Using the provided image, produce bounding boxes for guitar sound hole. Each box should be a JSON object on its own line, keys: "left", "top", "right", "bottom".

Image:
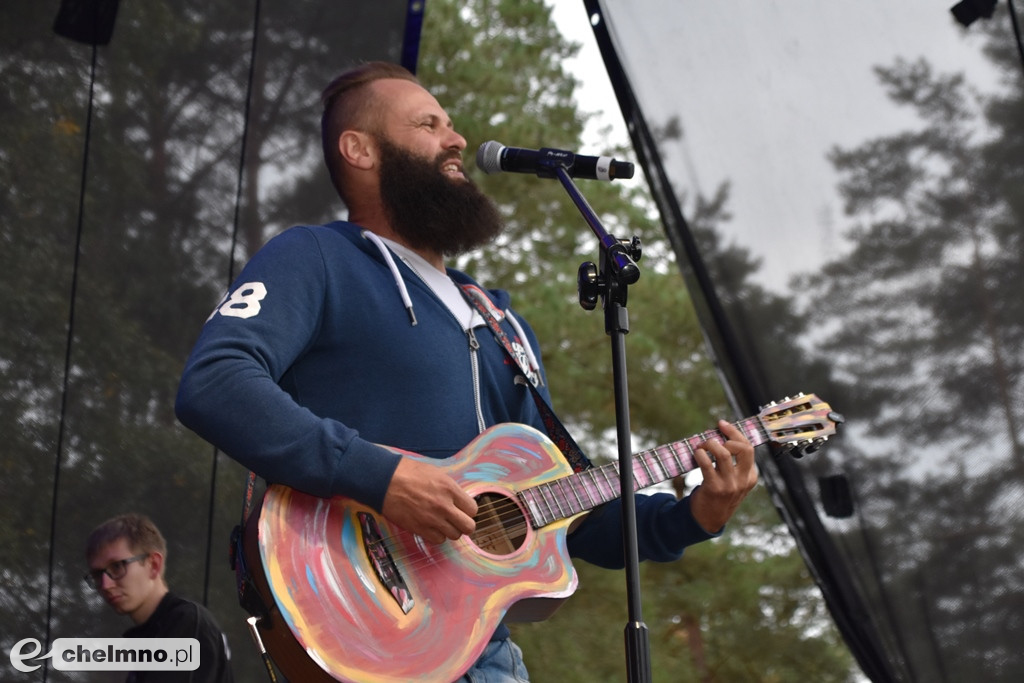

{"left": 470, "top": 492, "right": 526, "bottom": 555}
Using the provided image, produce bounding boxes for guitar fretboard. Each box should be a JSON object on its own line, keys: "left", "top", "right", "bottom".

{"left": 518, "top": 417, "right": 768, "bottom": 528}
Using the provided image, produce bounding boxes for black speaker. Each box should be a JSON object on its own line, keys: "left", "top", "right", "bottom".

{"left": 819, "top": 474, "right": 854, "bottom": 519}
{"left": 950, "top": 0, "right": 997, "bottom": 28}
{"left": 53, "top": 0, "right": 121, "bottom": 46}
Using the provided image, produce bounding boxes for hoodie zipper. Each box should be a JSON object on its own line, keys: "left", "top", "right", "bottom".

{"left": 466, "top": 326, "right": 486, "bottom": 433}
{"left": 362, "top": 232, "right": 488, "bottom": 434}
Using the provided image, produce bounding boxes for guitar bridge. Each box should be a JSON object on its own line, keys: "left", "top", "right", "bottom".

{"left": 358, "top": 512, "right": 414, "bottom": 614}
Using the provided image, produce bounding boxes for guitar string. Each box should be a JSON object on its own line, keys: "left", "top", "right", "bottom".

{"left": 302, "top": 416, "right": 795, "bottom": 589}
{"left": 353, "top": 438, "right": 713, "bottom": 571}
{"left": 327, "top": 419, "right": 771, "bottom": 573}
{"left": 355, "top": 424, "right": 735, "bottom": 566}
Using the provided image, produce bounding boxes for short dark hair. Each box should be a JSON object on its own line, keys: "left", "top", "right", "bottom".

{"left": 85, "top": 513, "right": 167, "bottom": 563}
{"left": 320, "top": 61, "right": 420, "bottom": 202}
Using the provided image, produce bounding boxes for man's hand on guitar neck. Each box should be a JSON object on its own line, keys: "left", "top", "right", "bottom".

{"left": 689, "top": 419, "right": 759, "bottom": 534}
{"left": 382, "top": 458, "right": 479, "bottom": 544}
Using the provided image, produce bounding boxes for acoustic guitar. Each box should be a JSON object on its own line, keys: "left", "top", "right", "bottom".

{"left": 243, "top": 393, "right": 841, "bottom": 682}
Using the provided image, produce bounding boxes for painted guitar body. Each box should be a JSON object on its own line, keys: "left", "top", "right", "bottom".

{"left": 258, "top": 424, "right": 579, "bottom": 683}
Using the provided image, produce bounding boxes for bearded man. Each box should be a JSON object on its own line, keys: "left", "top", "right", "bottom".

{"left": 175, "top": 61, "right": 756, "bottom": 683}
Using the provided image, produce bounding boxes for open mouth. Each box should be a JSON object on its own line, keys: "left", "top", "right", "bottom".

{"left": 441, "top": 159, "right": 465, "bottom": 179}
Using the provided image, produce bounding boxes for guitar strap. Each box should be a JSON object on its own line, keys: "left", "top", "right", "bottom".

{"left": 459, "top": 283, "right": 592, "bottom": 474}
{"left": 232, "top": 469, "right": 267, "bottom": 619}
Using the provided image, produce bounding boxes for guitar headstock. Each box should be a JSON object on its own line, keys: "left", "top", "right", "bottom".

{"left": 758, "top": 393, "right": 843, "bottom": 457}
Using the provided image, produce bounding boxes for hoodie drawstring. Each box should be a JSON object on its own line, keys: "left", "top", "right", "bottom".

{"left": 362, "top": 230, "right": 417, "bottom": 326}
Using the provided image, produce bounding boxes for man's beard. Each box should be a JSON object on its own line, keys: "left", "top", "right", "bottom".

{"left": 377, "top": 136, "right": 504, "bottom": 257}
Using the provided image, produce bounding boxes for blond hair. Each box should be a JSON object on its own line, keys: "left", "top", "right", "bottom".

{"left": 85, "top": 513, "right": 167, "bottom": 565}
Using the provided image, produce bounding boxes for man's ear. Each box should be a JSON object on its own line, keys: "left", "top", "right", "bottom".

{"left": 339, "top": 130, "right": 376, "bottom": 170}
{"left": 146, "top": 551, "right": 165, "bottom": 580}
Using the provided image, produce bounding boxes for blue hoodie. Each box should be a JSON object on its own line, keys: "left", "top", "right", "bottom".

{"left": 175, "top": 221, "right": 716, "bottom": 582}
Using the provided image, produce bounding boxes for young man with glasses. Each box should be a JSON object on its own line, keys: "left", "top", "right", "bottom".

{"left": 84, "top": 513, "right": 234, "bottom": 682}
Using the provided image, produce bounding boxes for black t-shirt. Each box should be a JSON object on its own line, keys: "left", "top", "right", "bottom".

{"left": 122, "top": 592, "right": 233, "bottom": 683}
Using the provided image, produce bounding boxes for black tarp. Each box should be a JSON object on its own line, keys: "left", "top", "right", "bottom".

{"left": 590, "top": 0, "right": 1024, "bottom": 680}
{"left": 1, "top": 2, "right": 412, "bottom": 681}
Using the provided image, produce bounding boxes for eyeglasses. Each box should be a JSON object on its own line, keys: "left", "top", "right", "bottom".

{"left": 83, "top": 553, "right": 149, "bottom": 588}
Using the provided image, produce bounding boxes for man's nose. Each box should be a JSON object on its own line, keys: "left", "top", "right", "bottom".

{"left": 445, "top": 127, "right": 467, "bottom": 152}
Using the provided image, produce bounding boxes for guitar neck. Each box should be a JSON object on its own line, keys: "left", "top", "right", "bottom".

{"left": 518, "top": 416, "right": 769, "bottom": 528}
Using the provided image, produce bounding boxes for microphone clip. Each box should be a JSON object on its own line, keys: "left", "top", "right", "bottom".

{"left": 532, "top": 148, "right": 577, "bottom": 179}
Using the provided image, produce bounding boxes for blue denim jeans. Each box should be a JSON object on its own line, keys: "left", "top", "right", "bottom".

{"left": 455, "top": 638, "right": 531, "bottom": 683}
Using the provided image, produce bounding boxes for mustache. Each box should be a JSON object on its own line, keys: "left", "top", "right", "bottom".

{"left": 438, "top": 150, "right": 462, "bottom": 165}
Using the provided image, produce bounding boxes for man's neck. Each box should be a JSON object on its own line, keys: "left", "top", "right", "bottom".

{"left": 352, "top": 214, "right": 445, "bottom": 272}
{"left": 131, "top": 584, "right": 169, "bottom": 626}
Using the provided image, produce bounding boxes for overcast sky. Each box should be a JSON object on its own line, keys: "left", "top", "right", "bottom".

{"left": 551, "top": 0, "right": 1004, "bottom": 291}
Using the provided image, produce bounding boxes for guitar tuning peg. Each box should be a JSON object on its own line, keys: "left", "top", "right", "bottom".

{"left": 795, "top": 442, "right": 821, "bottom": 458}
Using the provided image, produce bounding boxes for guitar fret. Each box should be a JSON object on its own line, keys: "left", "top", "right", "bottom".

{"left": 671, "top": 444, "right": 690, "bottom": 474}
{"left": 741, "top": 418, "right": 767, "bottom": 447}
{"left": 519, "top": 489, "right": 542, "bottom": 527}
{"left": 651, "top": 446, "right": 675, "bottom": 479}
{"left": 636, "top": 453, "right": 654, "bottom": 488}
{"left": 542, "top": 482, "right": 562, "bottom": 519}
{"left": 646, "top": 446, "right": 667, "bottom": 479}
{"left": 543, "top": 486, "right": 559, "bottom": 525}
{"left": 549, "top": 481, "right": 564, "bottom": 514}
{"left": 531, "top": 486, "right": 552, "bottom": 527}
{"left": 601, "top": 464, "right": 619, "bottom": 498}
{"left": 582, "top": 469, "right": 602, "bottom": 507}
{"left": 538, "top": 483, "right": 559, "bottom": 522}
{"left": 670, "top": 441, "right": 695, "bottom": 473}
{"left": 564, "top": 477, "right": 585, "bottom": 514}
{"left": 551, "top": 478, "right": 575, "bottom": 517}
{"left": 662, "top": 443, "right": 682, "bottom": 474}
{"left": 535, "top": 489, "right": 552, "bottom": 527}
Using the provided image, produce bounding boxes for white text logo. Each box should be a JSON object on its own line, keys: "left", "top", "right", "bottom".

{"left": 209, "top": 281, "right": 267, "bottom": 320}
{"left": 9, "top": 638, "right": 199, "bottom": 672}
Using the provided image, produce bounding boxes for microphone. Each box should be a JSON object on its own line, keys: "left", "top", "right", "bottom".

{"left": 476, "top": 140, "right": 635, "bottom": 181}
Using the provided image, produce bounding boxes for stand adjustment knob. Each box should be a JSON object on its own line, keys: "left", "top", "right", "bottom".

{"left": 577, "top": 261, "right": 600, "bottom": 310}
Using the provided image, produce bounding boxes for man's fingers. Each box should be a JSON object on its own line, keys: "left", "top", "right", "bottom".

{"left": 452, "top": 485, "right": 479, "bottom": 517}
{"left": 693, "top": 444, "right": 717, "bottom": 476}
{"left": 699, "top": 442, "right": 734, "bottom": 472}
{"left": 448, "top": 505, "right": 477, "bottom": 538}
{"left": 383, "top": 457, "right": 479, "bottom": 543}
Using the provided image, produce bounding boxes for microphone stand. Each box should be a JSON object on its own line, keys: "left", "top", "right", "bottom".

{"left": 541, "top": 155, "right": 650, "bottom": 683}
